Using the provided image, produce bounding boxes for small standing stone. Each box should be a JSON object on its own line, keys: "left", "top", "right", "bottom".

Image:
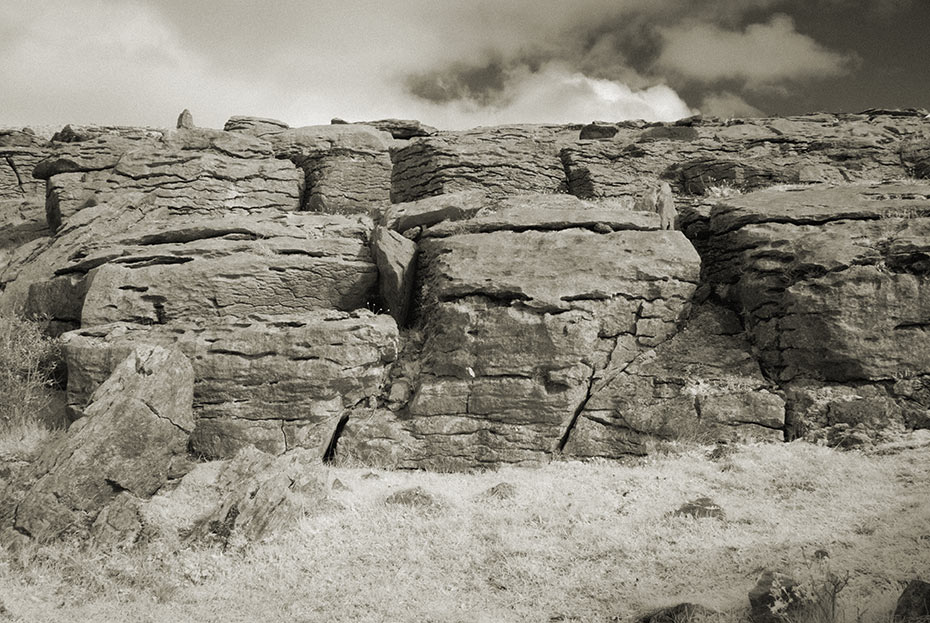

{"left": 176, "top": 109, "right": 194, "bottom": 129}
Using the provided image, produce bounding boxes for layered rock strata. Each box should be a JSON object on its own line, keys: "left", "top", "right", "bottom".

{"left": 1, "top": 110, "right": 928, "bottom": 475}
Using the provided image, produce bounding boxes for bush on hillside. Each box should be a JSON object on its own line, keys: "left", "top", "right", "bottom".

{"left": 0, "top": 314, "right": 60, "bottom": 433}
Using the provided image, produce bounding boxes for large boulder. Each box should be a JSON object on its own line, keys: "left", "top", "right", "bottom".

{"left": 341, "top": 193, "right": 703, "bottom": 468}
{"left": 332, "top": 117, "right": 437, "bottom": 140}
{"left": 700, "top": 182, "right": 930, "bottom": 439}
{"left": 61, "top": 310, "right": 398, "bottom": 459}
{"left": 9, "top": 345, "right": 193, "bottom": 542}
{"left": 142, "top": 446, "right": 330, "bottom": 545}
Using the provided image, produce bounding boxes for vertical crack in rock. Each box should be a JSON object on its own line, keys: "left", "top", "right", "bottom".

{"left": 557, "top": 364, "right": 597, "bottom": 452}
{"left": 322, "top": 413, "right": 350, "bottom": 463}
{"left": 4, "top": 155, "right": 26, "bottom": 194}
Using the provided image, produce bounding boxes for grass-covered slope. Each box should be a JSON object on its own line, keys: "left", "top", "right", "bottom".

{"left": 1, "top": 440, "right": 927, "bottom": 622}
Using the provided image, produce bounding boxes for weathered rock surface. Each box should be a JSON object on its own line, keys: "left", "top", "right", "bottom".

{"left": 390, "top": 125, "right": 577, "bottom": 203}
{"left": 4, "top": 111, "right": 930, "bottom": 472}
{"left": 344, "top": 193, "right": 702, "bottom": 468}
{"left": 371, "top": 226, "right": 417, "bottom": 326}
{"left": 565, "top": 305, "right": 785, "bottom": 458}
{"left": 223, "top": 115, "right": 289, "bottom": 136}
{"left": 101, "top": 446, "right": 331, "bottom": 545}
{"left": 695, "top": 182, "right": 930, "bottom": 440}
{"left": 419, "top": 192, "right": 660, "bottom": 238}
{"left": 562, "top": 112, "right": 930, "bottom": 203}
{"left": 61, "top": 310, "right": 398, "bottom": 459}
{"left": 332, "top": 117, "right": 438, "bottom": 139}
{"left": 9, "top": 345, "right": 193, "bottom": 542}
{"left": 1, "top": 128, "right": 50, "bottom": 200}
{"left": 35, "top": 129, "right": 301, "bottom": 228}
{"left": 703, "top": 184, "right": 930, "bottom": 379}
{"left": 380, "top": 189, "right": 492, "bottom": 233}
{"left": 894, "top": 579, "right": 930, "bottom": 622}
{"left": 2, "top": 198, "right": 377, "bottom": 328}
{"left": 0, "top": 198, "right": 49, "bottom": 274}
{"left": 259, "top": 124, "right": 393, "bottom": 215}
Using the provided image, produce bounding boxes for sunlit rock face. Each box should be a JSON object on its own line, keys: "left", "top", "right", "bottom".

{"left": 2, "top": 109, "right": 930, "bottom": 474}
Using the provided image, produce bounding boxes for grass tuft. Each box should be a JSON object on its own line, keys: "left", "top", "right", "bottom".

{"left": 0, "top": 314, "right": 61, "bottom": 448}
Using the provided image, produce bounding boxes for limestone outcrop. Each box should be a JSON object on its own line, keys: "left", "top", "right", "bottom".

{"left": 231, "top": 120, "right": 393, "bottom": 215}
{"left": 1, "top": 109, "right": 928, "bottom": 481}
{"left": 1, "top": 129, "right": 49, "bottom": 200}
{"left": 390, "top": 125, "right": 578, "bottom": 203}
{"left": 61, "top": 311, "right": 397, "bottom": 459}
{"left": 697, "top": 183, "right": 930, "bottom": 441}
{"left": 4, "top": 344, "right": 193, "bottom": 543}
{"left": 561, "top": 111, "right": 930, "bottom": 203}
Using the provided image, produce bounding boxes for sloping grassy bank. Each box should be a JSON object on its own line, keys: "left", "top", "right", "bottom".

{"left": 1, "top": 439, "right": 928, "bottom": 622}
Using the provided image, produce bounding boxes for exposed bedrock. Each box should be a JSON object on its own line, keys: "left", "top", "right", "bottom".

{"left": 697, "top": 182, "right": 930, "bottom": 441}
{"left": 33, "top": 128, "right": 302, "bottom": 229}
{"left": 229, "top": 120, "right": 394, "bottom": 215}
{"left": 4, "top": 111, "right": 930, "bottom": 472}
{"left": 4, "top": 344, "right": 193, "bottom": 543}
{"left": 1, "top": 128, "right": 50, "bottom": 200}
{"left": 561, "top": 112, "right": 930, "bottom": 203}
{"left": 390, "top": 125, "right": 579, "bottom": 203}
{"left": 341, "top": 193, "right": 788, "bottom": 468}
{"left": 60, "top": 310, "right": 398, "bottom": 460}
{"left": 1, "top": 197, "right": 377, "bottom": 332}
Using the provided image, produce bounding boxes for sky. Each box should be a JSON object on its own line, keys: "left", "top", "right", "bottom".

{"left": 0, "top": 0, "right": 927, "bottom": 130}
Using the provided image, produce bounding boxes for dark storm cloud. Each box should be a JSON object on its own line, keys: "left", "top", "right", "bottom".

{"left": 405, "top": 57, "right": 517, "bottom": 106}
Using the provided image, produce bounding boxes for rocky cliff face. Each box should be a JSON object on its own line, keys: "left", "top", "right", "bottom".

{"left": 3, "top": 109, "right": 930, "bottom": 469}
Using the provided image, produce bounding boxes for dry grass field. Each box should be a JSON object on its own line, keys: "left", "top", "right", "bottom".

{"left": 1, "top": 438, "right": 928, "bottom": 622}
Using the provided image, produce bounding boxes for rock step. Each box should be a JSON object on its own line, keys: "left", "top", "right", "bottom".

{"left": 61, "top": 311, "right": 399, "bottom": 460}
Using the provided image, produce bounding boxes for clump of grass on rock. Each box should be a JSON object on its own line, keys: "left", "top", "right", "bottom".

{"left": 0, "top": 314, "right": 61, "bottom": 458}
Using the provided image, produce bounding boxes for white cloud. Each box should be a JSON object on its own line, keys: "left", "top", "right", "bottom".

{"left": 699, "top": 92, "right": 765, "bottom": 118}
{"left": 402, "top": 63, "right": 695, "bottom": 127}
{"left": 655, "top": 14, "right": 854, "bottom": 88}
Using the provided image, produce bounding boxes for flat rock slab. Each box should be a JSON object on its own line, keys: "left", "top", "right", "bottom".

{"left": 420, "top": 193, "right": 661, "bottom": 238}
{"left": 12, "top": 345, "right": 193, "bottom": 542}
{"left": 61, "top": 311, "right": 398, "bottom": 459}
{"left": 4, "top": 201, "right": 378, "bottom": 327}
{"left": 420, "top": 228, "right": 699, "bottom": 313}
{"left": 381, "top": 189, "right": 492, "bottom": 233}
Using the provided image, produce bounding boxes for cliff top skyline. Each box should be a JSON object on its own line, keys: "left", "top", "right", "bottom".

{"left": 1, "top": 0, "right": 928, "bottom": 130}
